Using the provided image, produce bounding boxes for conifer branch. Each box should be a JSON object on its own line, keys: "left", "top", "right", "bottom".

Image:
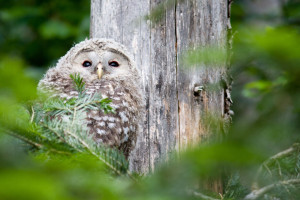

{"left": 40, "top": 122, "right": 66, "bottom": 143}
{"left": 65, "top": 129, "right": 124, "bottom": 176}
{"left": 191, "top": 191, "right": 220, "bottom": 200}
{"left": 4, "top": 73, "right": 132, "bottom": 181}
{"left": 252, "top": 143, "right": 300, "bottom": 189}
{"left": 30, "top": 106, "right": 35, "bottom": 123}
{"left": 4, "top": 129, "right": 43, "bottom": 149}
{"left": 2, "top": 128, "right": 71, "bottom": 155}
{"left": 245, "top": 179, "right": 300, "bottom": 200}
{"left": 70, "top": 73, "right": 85, "bottom": 97}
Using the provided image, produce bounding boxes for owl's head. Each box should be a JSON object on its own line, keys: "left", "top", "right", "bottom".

{"left": 51, "top": 38, "right": 139, "bottom": 82}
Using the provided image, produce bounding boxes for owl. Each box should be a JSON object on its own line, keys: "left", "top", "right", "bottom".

{"left": 38, "top": 38, "right": 145, "bottom": 158}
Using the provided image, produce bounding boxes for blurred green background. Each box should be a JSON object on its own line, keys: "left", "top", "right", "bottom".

{"left": 0, "top": 0, "right": 90, "bottom": 80}
{"left": 0, "top": 0, "right": 300, "bottom": 199}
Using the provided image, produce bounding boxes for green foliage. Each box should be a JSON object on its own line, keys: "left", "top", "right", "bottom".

{"left": 28, "top": 75, "right": 125, "bottom": 176}
{"left": 70, "top": 73, "right": 86, "bottom": 96}
{"left": 0, "top": 57, "right": 37, "bottom": 101}
{"left": 1, "top": 0, "right": 300, "bottom": 200}
{"left": 223, "top": 173, "right": 250, "bottom": 199}
{"left": 0, "top": 0, "right": 89, "bottom": 74}
{"left": 69, "top": 73, "right": 115, "bottom": 114}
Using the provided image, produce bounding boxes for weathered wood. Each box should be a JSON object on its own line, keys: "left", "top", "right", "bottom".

{"left": 176, "top": 0, "right": 227, "bottom": 149}
{"left": 90, "top": 0, "right": 229, "bottom": 173}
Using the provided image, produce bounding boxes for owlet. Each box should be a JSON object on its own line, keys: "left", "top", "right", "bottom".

{"left": 38, "top": 38, "right": 145, "bottom": 158}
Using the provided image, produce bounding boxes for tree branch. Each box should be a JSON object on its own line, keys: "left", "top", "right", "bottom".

{"left": 187, "top": 189, "right": 220, "bottom": 200}
{"left": 64, "top": 129, "right": 136, "bottom": 181}
{"left": 252, "top": 143, "right": 300, "bottom": 189}
{"left": 245, "top": 179, "right": 300, "bottom": 200}
{"left": 1, "top": 128, "right": 71, "bottom": 155}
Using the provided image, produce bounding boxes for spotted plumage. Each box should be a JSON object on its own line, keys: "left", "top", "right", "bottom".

{"left": 38, "top": 38, "right": 145, "bottom": 157}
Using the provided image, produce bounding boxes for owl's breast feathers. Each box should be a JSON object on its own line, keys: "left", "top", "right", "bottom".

{"left": 50, "top": 77, "right": 143, "bottom": 158}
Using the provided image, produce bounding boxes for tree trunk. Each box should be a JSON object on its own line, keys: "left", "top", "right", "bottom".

{"left": 90, "top": 0, "right": 229, "bottom": 174}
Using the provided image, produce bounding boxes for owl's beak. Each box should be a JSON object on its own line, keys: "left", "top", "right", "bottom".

{"left": 97, "top": 63, "right": 104, "bottom": 79}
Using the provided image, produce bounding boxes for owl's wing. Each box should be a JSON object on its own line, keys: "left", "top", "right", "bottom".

{"left": 38, "top": 68, "right": 76, "bottom": 99}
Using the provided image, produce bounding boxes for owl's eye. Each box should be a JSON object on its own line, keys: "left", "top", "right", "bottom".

{"left": 108, "top": 61, "right": 119, "bottom": 67}
{"left": 82, "top": 60, "right": 92, "bottom": 67}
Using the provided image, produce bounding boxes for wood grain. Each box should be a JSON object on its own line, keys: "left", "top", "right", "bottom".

{"left": 90, "top": 0, "right": 229, "bottom": 173}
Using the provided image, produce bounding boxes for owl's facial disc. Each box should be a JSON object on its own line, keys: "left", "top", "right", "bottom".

{"left": 99, "top": 51, "right": 131, "bottom": 78}
{"left": 72, "top": 48, "right": 132, "bottom": 81}
{"left": 72, "top": 50, "right": 100, "bottom": 81}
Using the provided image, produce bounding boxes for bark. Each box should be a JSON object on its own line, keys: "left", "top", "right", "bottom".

{"left": 90, "top": 0, "right": 229, "bottom": 173}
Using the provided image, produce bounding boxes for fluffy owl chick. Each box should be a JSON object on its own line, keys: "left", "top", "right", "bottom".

{"left": 38, "top": 38, "right": 145, "bottom": 158}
